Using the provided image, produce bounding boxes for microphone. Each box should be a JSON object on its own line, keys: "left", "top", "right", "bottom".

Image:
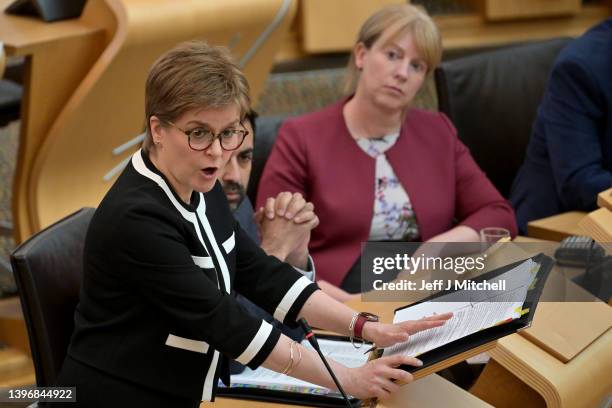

{"left": 298, "top": 318, "right": 353, "bottom": 408}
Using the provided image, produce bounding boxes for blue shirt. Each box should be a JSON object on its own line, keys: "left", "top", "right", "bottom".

{"left": 511, "top": 18, "right": 612, "bottom": 233}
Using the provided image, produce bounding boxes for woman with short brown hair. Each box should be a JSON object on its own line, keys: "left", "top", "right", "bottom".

{"left": 54, "top": 40, "right": 451, "bottom": 407}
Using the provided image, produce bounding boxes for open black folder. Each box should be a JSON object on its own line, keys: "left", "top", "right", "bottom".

{"left": 218, "top": 254, "right": 552, "bottom": 407}
{"left": 216, "top": 386, "right": 361, "bottom": 408}
{"left": 379, "top": 253, "right": 553, "bottom": 374}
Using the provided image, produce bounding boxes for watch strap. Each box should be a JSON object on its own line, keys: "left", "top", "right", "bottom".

{"left": 354, "top": 312, "right": 378, "bottom": 340}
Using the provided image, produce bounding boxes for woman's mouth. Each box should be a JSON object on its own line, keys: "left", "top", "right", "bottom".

{"left": 384, "top": 85, "right": 404, "bottom": 95}
{"left": 201, "top": 167, "right": 218, "bottom": 179}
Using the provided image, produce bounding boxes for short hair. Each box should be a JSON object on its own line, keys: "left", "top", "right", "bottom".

{"left": 143, "top": 41, "right": 250, "bottom": 152}
{"left": 244, "top": 109, "right": 258, "bottom": 138}
{"left": 344, "top": 4, "right": 442, "bottom": 94}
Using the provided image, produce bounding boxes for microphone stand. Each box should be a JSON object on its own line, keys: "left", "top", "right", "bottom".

{"left": 298, "top": 318, "right": 353, "bottom": 408}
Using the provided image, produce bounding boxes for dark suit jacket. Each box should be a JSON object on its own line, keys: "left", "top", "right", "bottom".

{"left": 233, "top": 197, "right": 259, "bottom": 242}
{"left": 257, "top": 99, "right": 516, "bottom": 286}
{"left": 64, "top": 150, "right": 318, "bottom": 401}
{"left": 511, "top": 19, "right": 612, "bottom": 233}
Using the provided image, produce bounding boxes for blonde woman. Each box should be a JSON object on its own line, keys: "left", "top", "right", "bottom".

{"left": 257, "top": 4, "right": 517, "bottom": 296}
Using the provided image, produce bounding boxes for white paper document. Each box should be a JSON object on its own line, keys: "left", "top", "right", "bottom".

{"left": 383, "top": 259, "right": 539, "bottom": 358}
{"left": 228, "top": 338, "right": 370, "bottom": 394}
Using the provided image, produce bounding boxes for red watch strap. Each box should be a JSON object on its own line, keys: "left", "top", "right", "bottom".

{"left": 354, "top": 315, "right": 368, "bottom": 340}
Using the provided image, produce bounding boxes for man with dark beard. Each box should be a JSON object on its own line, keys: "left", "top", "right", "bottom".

{"left": 219, "top": 111, "right": 317, "bottom": 373}
{"left": 220, "top": 111, "right": 316, "bottom": 272}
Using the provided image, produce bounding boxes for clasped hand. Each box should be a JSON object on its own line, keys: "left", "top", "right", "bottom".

{"left": 255, "top": 192, "right": 319, "bottom": 268}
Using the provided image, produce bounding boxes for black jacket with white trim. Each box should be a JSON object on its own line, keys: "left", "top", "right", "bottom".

{"left": 66, "top": 149, "right": 319, "bottom": 401}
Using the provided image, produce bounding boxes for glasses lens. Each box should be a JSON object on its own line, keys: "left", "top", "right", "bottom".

{"left": 220, "top": 130, "right": 245, "bottom": 150}
{"left": 189, "top": 129, "right": 214, "bottom": 150}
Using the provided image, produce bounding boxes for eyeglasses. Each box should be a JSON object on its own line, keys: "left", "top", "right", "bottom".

{"left": 162, "top": 119, "right": 248, "bottom": 151}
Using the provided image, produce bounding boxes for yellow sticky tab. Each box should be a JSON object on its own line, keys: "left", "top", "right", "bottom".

{"left": 521, "top": 308, "right": 530, "bottom": 316}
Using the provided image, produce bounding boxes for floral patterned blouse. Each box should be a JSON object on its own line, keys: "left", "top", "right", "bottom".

{"left": 355, "top": 133, "right": 420, "bottom": 241}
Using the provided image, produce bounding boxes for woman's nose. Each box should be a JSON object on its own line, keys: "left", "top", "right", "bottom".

{"left": 206, "top": 137, "right": 223, "bottom": 157}
{"left": 394, "top": 60, "right": 409, "bottom": 81}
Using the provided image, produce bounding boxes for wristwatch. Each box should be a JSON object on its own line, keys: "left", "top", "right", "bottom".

{"left": 355, "top": 312, "right": 379, "bottom": 340}
{"left": 349, "top": 312, "right": 379, "bottom": 348}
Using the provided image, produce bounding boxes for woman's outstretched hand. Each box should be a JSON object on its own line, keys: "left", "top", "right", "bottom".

{"left": 337, "top": 312, "right": 453, "bottom": 400}
{"left": 341, "top": 354, "right": 422, "bottom": 400}
{"left": 362, "top": 312, "right": 454, "bottom": 348}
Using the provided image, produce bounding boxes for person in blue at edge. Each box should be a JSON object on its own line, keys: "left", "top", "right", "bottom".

{"left": 218, "top": 110, "right": 315, "bottom": 373}
{"left": 511, "top": 18, "right": 612, "bottom": 234}
{"left": 52, "top": 41, "right": 453, "bottom": 407}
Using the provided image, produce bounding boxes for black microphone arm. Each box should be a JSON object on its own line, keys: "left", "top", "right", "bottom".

{"left": 298, "top": 318, "right": 353, "bottom": 408}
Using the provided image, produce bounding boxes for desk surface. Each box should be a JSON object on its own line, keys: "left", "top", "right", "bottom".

{"left": 0, "top": 1, "right": 102, "bottom": 55}
{"left": 523, "top": 301, "right": 612, "bottom": 363}
{"left": 205, "top": 373, "right": 493, "bottom": 408}
{"left": 497, "top": 237, "right": 611, "bottom": 361}
{"left": 597, "top": 188, "right": 612, "bottom": 211}
{"left": 491, "top": 324, "right": 612, "bottom": 408}
{"left": 486, "top": 238, "right": 612, "bottom": 407}
{"left": 0, "top": 0, "right": 109, "bottom": 242}
{"left": 527, "top": 211, "right": 587, "bottom": 241}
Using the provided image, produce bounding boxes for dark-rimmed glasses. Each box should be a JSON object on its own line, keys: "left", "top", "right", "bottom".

{"left": 162, "top": 119, "right": 248, "bottom": 151}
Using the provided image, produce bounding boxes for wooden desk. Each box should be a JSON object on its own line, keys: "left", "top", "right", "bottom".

{"left": 513, "top": 235, "right": 554, "bottom": 243}
{"left": 2, "top": 0, "right": 299, "bottom": 242}
{"left": 378, "top": 373, "right": 493, "bottom": 408}
{"left": 277, "top": 2, "right": 609, "bottom": 60}
{"left": 0, "top": 297, "right": 29, "bottom": 355}
{"left": 0, "top": 297, "right": 35, "bottom": 388}
{"left": 474, "top": 324, "right": 612, "bottom": 408}
{"left": 0, "top": 0, "right": 109, "bottom": 242}
{"left": 472, "top": 236, "right": 612, "bottom": 406}
{"left": 521, "top": 302, "right": 612, "bottom": 363}
{"left": 206, "top": 373, "right": 493, "bottom": 408}
{"left": 527, "top": 211, "right": 587, "bottom": 241}
{"left": 366, "top": 238, "right": 612, "bottom": 407}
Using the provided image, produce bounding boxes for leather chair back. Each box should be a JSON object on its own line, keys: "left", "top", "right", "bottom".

{"left": 247, "top": 115, "right": 291, "bottom": 204}
{"left": 11, "top": 208, "right": 95, "bottom": 386}
{"left": 435, "top": 38, "right": 571, "bottom": 197}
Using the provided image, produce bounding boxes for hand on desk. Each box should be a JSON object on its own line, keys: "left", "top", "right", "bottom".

{"left": 362, "top": 312, "right": 454, "bottom": 348}
{"left": 342, "top": 312, "right": 453, "bottom": 400}
{"left": 343, "top": 354, "right": 422, "bottom": 400}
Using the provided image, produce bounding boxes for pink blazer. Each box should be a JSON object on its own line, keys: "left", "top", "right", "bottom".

{"left": 256, "top": 99, "right": 517, "bottom": 286}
